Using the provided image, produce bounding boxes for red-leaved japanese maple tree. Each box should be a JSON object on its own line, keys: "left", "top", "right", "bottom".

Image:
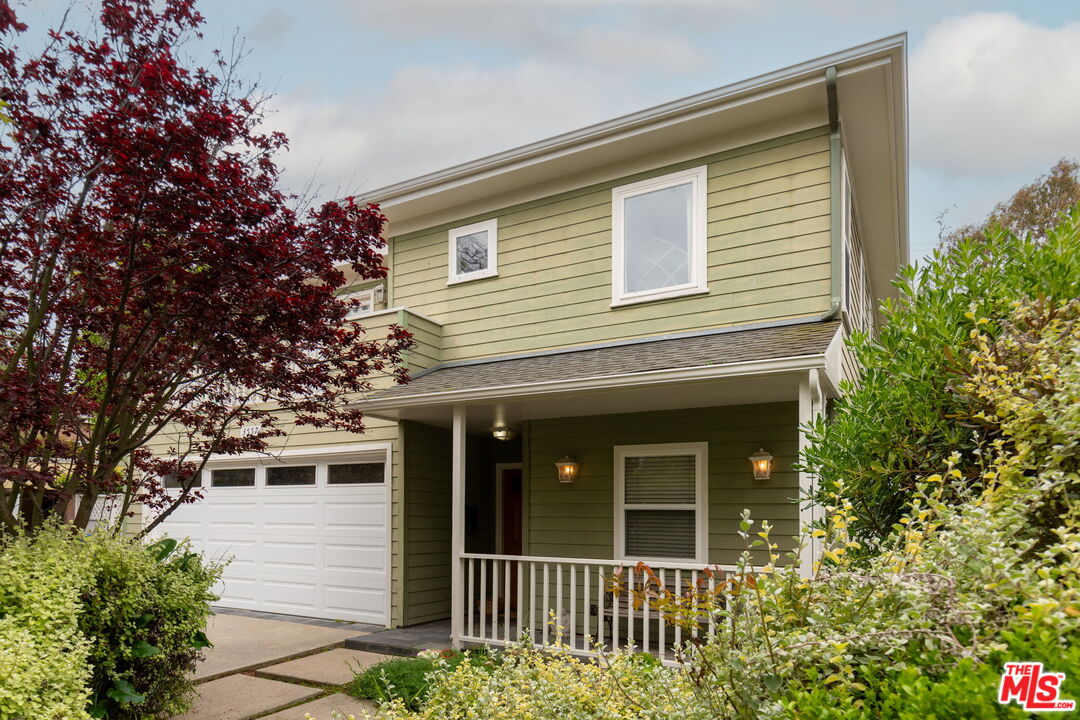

{"left": 0, "top": 0, "right": 412, "bottom": 535}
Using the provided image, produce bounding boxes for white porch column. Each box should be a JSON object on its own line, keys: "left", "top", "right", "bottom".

{"left": 798, "top": 369, "right": 826, "bottom": 577}
{"left": 450, "top": 405, "right": 466, "bottom": 648}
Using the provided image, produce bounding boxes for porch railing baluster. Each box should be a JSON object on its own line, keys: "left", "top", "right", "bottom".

{"left": 517, "top": 560, "right": 525, "bottom": 642}
{"left": 658, "top": 568, "right": 666, "bottom": 662}
{"left": 542, "top": 563, "right": 550, "bottom": 646}
{"left": 583, "top": 565, "right": 590, "bottom": 647}
{"left": 674, "top": 569, "right": 681, "bottom": 650}
{"left": 467, "top": 558, "right": 475, "bottom": 639}
{"left": 627, "top": 566, "right": 635, "bottom": 648}
{"left": 569, "top": 564, "right": 577, "bottom": 650}
{"left": 504, "top": 559, "right": 511, "bottom": 643}
{"left": 480, "top": 558, "right": 487, "bottom": 641}
{"left": 597, "top": 564, "right": 604, "bottom": 647}
{"left": 529, "top": 562, "right": 536, "bottom": 644}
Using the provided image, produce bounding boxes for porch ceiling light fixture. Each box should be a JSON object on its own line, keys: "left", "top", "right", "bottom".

{"left": 749, "top": 448, "right": 773, "bottom": 480}
{"left": 555, "top": 455, "right": 578, "bottom": 484}
{"left": 490, "top": 424, "right": 517, "bottom": 441}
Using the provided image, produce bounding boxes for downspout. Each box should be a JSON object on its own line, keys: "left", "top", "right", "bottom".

{"left": 819, "top": 65, "right": 843, "bottom": 322}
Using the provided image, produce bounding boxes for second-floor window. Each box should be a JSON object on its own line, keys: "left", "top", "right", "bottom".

{"left": 448, "top": 218, "right": 498, "bottom": 284}
{"left": 611, "top": 166, "right": 708, "bottom": 306}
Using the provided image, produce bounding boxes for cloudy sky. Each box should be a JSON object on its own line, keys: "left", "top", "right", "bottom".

{"left": 19, "top": 0, "right": 1080, "bottom": 260}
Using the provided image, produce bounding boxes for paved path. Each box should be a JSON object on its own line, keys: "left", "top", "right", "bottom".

{"left": 180, "top": 612, "right": 391, "bottom": 720}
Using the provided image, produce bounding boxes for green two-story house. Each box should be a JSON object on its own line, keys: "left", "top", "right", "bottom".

{"left": 149, "top": 36, "right": 907, "bottom": 659}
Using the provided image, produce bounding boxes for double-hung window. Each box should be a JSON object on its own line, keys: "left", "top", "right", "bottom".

{"left": 447, "top": 218, "right": 498, "bottom": 284}
{"left": 614, "top": 442, "right": 708, "bottom": 563}
{"left": 611, "top": 166, "right": 708, "bottom": 306}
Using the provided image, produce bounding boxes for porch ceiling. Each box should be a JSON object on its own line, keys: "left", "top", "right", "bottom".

{"left": 357, "top": 320, "right": 839, "bottom": 432}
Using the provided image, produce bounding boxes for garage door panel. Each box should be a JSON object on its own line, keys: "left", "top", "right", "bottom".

{"left": 152, "top": 479, "right": 389, "bottom": 625}
{"left": 325, "top": 585, "right": 384, "bottom": 615}
{"left": 324, "top": 544, "right": 384, "bottom": 572}
{"left": 263, "top": 541, "right": 318, "bottom": 569}
{"left": 209, "top": 502, "right": 257, "bottom": 527}
{"left": 263, "top": 580, "right": 317, "bottom": 608}
{"left": 325, "top": 503, "right": 383, "bottom": 528}
{"left": 263, "top": 502, "right": 317, "bottom": 527}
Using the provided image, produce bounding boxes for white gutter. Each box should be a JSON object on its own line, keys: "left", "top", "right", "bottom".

{"left": 355, "top": 352, "right": 828, "bottom": 411}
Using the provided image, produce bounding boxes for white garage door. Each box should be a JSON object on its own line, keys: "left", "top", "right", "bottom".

{"left": 150, "top": 445, "right": 390, "bottom": 625}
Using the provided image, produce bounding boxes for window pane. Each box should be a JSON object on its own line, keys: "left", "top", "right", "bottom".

{"left": 623, "top": 182, "right": 692, "bottom": 293}
{"left": 211, "top": 468, "right": 254, "bottom": 487}
{"left": 455, "top": 230, "right": 489, "bottom": 274}
{"left": 266, "top": 465, "right": 316, "bottom": 486}
{"left": 328, "top": 463, "right": 384, "bottom": 485}
{"left": 163, "top": 473, "right": 201, "bottom": 489}
{"left": 625, "top": 509, "right": 696, "bottom": 558}
{"left": 624, "top": 454, "right": 695, "bottom": 504}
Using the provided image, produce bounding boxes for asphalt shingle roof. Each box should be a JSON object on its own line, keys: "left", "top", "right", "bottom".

{"left": 367, "top": 321, "right": 840, "bottom": 402}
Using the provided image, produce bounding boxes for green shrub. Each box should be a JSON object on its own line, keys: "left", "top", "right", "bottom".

{"left": 79, "top": 535, "right": 222, "bottom": 719}
{"left": 0, "top": 527, "right": 222, "bottom": 719}
{"left": 347, "top": 649, "right": 493, "bottom": 711}
{"left": 0, "top": 529, "right": 93, "bottom": 720}
{"left": 801, "top": 208, "right": 1080, "bottom": 547}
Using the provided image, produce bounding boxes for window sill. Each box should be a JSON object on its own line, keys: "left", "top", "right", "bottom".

{"left": 447, "top": 270, "right": 498, "bottom": 286}
{"left": 610, "top": 286, "right": 709, "bottom": 308}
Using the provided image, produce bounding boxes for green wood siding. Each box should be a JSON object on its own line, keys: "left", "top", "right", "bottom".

{"left": 526, "top": 403, "right": 799, "bottom": 566}
{"left": 400, "top": 420, "right": 452, "bottom": 625}
{"left": 390, "top": 128, "right": 832, "bottom": 362}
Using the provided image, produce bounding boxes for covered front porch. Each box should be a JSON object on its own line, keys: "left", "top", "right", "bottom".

{"left": 362, "top": 320, "right": 842, "bottom": 660}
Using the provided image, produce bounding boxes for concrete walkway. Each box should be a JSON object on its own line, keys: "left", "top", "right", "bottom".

{"left": 179, "top": 612, "right": 393, "bottom": 720}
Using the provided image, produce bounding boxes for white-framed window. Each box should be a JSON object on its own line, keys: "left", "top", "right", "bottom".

{"left": 447, "top": 218, "right": 498, "bottom": 285}
{"left": 614, "top": 442, "right": 708, "bottom": 563}
{"left": 611, "top": 166, "right": 709, "bottom": 307}
{"left": 342, "top": 285, "right": 385, "bottom": 320}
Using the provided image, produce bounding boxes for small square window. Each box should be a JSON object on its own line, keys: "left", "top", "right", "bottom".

{"left": 211, "top": 468, "right": 255, "bottom": 487}
{"left": 327, "top": 462, "right": 385, "bottom": 485}
{"left": 612, "top": 166, "right": 708, "bottom": 306}
{"left": 266, "top": 465, "right": 316, "bottom": 486}
{"left": 448, "top": 219, "right": 498, "bottom": 284}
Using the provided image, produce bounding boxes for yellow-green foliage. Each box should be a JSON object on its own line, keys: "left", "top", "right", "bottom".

{"left": 0, "top": 528, "right": 222, "bottom": 720}
{"left": 378, "top": 646, "right": 705, "bottom": 720}
{"left": 0, "top": 529, "right": 93, "bottom": 720}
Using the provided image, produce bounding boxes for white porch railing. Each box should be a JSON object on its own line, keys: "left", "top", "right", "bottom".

{"left": 456, "top": 553, "right": 737, "bottom": 663}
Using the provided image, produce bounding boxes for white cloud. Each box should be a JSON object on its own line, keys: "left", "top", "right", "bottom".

{"left": 911, "top": 12, "right": 1080, "bottom": 177}
{"left": 267, "top": 60, "right": 649, "bottom": 199}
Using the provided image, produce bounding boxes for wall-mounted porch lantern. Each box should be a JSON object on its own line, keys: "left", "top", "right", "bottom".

{"left": 490, "top": 424, "right": 517, "bottom": 441}
{"left": 555, "top": 455, "right": 578, "bottom": 484}
{"left": 749, "top": 448, "right": 773, "bottom": 480}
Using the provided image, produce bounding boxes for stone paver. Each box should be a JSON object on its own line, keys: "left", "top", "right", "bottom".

{"left": 174, "top": 674, "right": 322, "bottom": 720}
{"left": 260, "top": 693, "right": 379, "bottom": 720}
{"left": 197, "top": 613, "right": 366, "bottom": 681}
{"left": 257, "top": 648, "right": 393, "bottom": 686}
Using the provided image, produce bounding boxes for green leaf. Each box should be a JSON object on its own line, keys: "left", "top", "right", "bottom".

{"left": 88, "top": 699, "right": 108, "bottom": 718}
{"left": 191, "top": 629, "right": 212, "bottom": 650}
{"left": 106, "top": 679, "right": 145, "bottom": 705}
{"left": 148, "top": 538, "right": 178, "bottom": 562}
{"left": 135, "top": 613, "right": 155, "bottom": 628}
{"left": 131, "top": 640, "right": 160, "bottom": 658}
{"left": 763, "top": 674, "right": 783, "bottom": 694}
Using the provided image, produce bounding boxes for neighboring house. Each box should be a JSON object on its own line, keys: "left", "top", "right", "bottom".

{"left": 149, "top": 36, "right": 907, "bottom": 658}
